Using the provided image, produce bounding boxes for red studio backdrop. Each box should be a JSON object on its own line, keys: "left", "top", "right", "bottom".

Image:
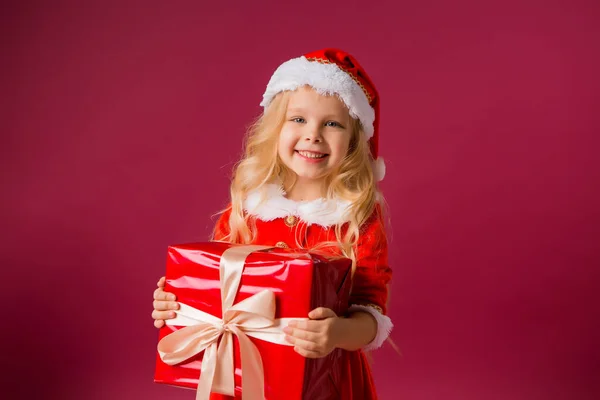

{"left": 2, "top": 1, "right": 599, "bottom": 399}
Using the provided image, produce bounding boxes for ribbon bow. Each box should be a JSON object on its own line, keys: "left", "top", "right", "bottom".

{"left": 157, "top": 245, "right": 304, "bottom": 400}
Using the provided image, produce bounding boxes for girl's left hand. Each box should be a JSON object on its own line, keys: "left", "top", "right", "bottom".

{"left": 283, "top": 307, "right": 344, "bottom": 358}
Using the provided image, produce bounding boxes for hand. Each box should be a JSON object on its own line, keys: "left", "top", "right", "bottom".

{"left": 151, "top": 276, "right": 179, "bottom": 328}
{"left": 283, "top": 307, "right": 344, "bottom": 358}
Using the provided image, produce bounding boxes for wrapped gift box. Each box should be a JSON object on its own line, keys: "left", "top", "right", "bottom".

{"left": 154, "top": 241, "right": 352, "bottom": 399}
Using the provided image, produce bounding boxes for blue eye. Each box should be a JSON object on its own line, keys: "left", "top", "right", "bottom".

{"left": 325, "top": 121, "right": 341, "bottom": 128}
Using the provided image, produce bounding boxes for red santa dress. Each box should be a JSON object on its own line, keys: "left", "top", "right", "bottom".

{"left": 209, "top": 184, "right": 393, "bottom": 399}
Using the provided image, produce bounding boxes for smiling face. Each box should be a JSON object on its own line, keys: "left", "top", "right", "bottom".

{"left": 277, "top": 87, "right": 352, "bottom": 191}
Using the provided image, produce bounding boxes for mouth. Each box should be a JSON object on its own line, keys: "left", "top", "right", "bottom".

{"left": 295, "top": 150, "right": 329, "bottom": 159}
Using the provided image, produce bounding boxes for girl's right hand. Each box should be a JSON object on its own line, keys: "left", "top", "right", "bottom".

{"left": 152, "top": 276, "right": 179, "bottom": 328}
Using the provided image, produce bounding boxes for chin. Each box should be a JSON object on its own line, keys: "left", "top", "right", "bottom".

{"left": 293, "top": 172, "right": 328, "bottom": 182}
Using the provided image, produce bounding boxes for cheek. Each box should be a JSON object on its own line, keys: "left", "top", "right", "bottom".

{"left": 330, "top": 136, "right": 351, "bottom": 163}
{"left": 277, "top": 128, "right": 296, "bottom": 156}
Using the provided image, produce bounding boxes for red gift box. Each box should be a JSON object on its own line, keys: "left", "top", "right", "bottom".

{"left": 154, "top": 242, "right": 352, "bottom": 399}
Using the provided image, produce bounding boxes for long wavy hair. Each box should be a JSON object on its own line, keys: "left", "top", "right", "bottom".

{"left": 219, "top": 90, "right": 381, "bottom": 270}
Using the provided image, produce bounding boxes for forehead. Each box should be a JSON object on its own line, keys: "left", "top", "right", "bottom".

{"left": 286, "top": 86, "right": 350, "bottom": 116}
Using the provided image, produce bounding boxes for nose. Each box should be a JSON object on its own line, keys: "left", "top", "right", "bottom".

{"left": 304, "top": 124, "right": 323, "bottom": 143}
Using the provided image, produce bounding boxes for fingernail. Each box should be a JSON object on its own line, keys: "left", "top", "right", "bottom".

{"left": 168, "top": 294, "right": 176, "bottom": 300}
{"left": 171, "top": 303, "right": 179, "bottom": 310}
{"left": 169, "top": 312, "right": 176, "bottom": 318}
{"left": 283, "top": 326, "right": 291, "bottom": 334}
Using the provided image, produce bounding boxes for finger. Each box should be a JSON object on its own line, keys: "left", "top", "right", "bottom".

{"left": 153, "top": 287, "right": 177, "bottom": 301}
{"left": 153, "top": 300, "right": 180, "bottom": 311}
{"left": 283, "top": 326, "right": 319, "bottom": 342}
{"left": 293, "top": 344, "right": 322, "bottom": 359}
{"left": 154, "top": 319, "right": 165, "bottom": 329}
{"left": 288, "top": 319, "right": 325, "bottom": 333}
{"left": 287, "top": 337, "right": 321, "bottom": 353}
{"left": 152, "top": 309, "right": 177, "bottom": 320}
{"left": 157, "top": 276, "right": 166, "bottom": 288}
{"left": 308, "top": 307, "right": 337, "bottom": 320}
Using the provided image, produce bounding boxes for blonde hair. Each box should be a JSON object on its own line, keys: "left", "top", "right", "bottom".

{"left": 220, "top": 90, "right": 381, "bottom": 271}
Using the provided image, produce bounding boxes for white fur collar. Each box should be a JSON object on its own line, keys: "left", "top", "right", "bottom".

{"left": 243, "top": 184, "right": 352, "bottom": 228}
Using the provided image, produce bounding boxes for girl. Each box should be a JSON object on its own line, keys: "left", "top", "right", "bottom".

{"left": 152, "top": 48, "right": 393, "bottom": 399}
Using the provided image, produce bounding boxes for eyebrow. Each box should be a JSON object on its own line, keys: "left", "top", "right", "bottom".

{"left": 286, "top": 108, "right": 307, "bottom": 113}
{"left": 286, "top": 108, "right": 347, "bottom": 119}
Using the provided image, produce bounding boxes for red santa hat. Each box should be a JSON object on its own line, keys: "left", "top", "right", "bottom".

{"left": 260, "top": 48, "right": 386, "bottom": 181}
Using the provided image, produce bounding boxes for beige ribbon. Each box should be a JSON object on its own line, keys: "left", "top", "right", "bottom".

{"left": 157, "top": 245, "right": 305, "bottom": 400}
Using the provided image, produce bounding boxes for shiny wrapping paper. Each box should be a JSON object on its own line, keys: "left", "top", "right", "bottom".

{"left": 154, "top": 241, "right": 352, "bottom": 399}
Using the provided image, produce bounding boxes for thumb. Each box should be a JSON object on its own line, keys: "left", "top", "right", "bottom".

{"left": 308, "top": 307, "right": 337, "bottom": 320}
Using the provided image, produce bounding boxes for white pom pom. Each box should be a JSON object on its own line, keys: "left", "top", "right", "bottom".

{"left": 372, "top": 157, "right": 386, "bottom": 181}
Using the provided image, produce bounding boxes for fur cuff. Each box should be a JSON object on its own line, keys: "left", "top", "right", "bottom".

{"left": 348, "top": 304, "right": 393, "bottom": 351}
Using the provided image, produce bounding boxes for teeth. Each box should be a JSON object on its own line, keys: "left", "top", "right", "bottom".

{"left": 298, "top": 151, "right": 326, "bottom": 159}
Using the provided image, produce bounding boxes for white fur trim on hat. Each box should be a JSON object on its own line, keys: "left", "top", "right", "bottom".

{"left": 348, "top": 304, "right": 393, "bottom": 351}
{"left": 260, "top": 56, "right": 375, "bottom": 139}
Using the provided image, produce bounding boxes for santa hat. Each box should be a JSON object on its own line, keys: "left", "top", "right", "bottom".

{"left": 260, "top": 48, "right": 386, "bottom": 181}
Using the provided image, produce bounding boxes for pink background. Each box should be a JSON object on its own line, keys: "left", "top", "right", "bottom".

{"left": 2, "top": 0, "right": 599, "bottom": 399}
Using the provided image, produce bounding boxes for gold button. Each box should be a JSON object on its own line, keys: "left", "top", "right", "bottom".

{"left": 284, "top": 215, "right": 298, "bottom": 227}
{"left": 275, "top": 241, "right": 289, "bottom": 248}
